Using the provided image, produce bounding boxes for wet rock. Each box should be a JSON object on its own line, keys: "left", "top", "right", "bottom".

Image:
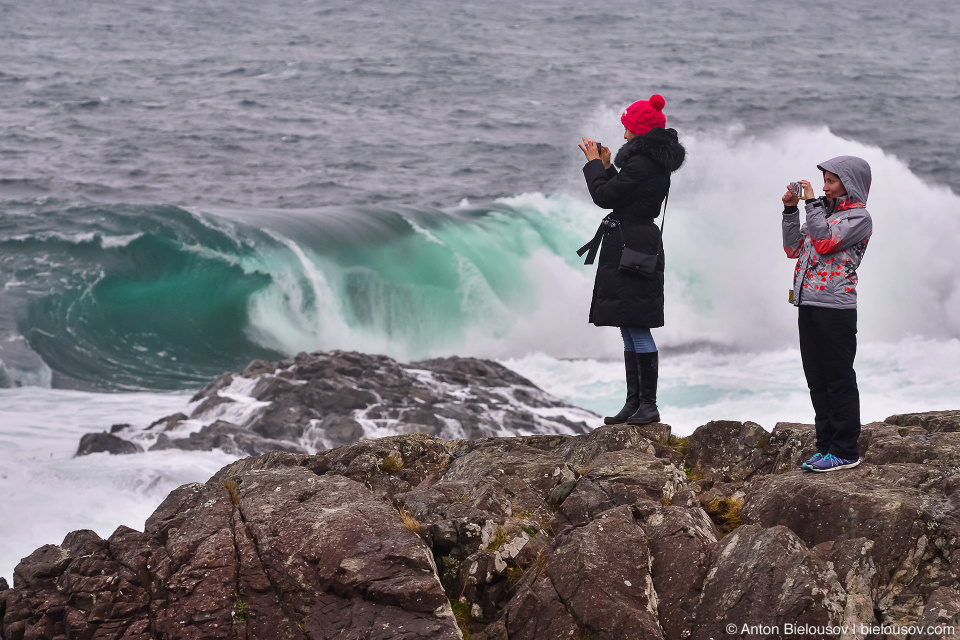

{"left": 147, "top": 420, "right": 302, "bottom": 456}
{"left": 75, "top": 431, "right": 144, "bottom": 455}
{"left": 318, "top": 414, "right": 367, "bottom": 445}
{"left": 145, "top": 412, "right": 188, "bottom": 431}
{"left": 76, "top": 350, "right": 597, "bottom": 456}
{"left": 243, "top": 358, "right": 277, "bottom": 377}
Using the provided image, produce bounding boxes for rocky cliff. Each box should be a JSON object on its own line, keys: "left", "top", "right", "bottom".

{"left": 3, "top": 410, "right": 960, "bottom": 640}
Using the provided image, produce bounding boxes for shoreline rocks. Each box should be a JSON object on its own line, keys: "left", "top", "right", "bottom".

{"left": 5, "top": 409, "right": 960, "bottom": 639}
{"left": 75, "top": 351, "right": 598, "bottom": 457}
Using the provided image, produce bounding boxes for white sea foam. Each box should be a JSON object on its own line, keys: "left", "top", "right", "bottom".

{"left": 502, "top": 336, "right": 960, "bottom": 438}
{"left": 0, "top": 387, "right": 235, "bottom": 583}
{"left": 7, "top": 231, "right": 146, "bottom": 248}
{"left": 99, "top": 233, "right": 143, "bottom": 248}
{"left": 108, "top": 374, "right": 276, "bottom": 450}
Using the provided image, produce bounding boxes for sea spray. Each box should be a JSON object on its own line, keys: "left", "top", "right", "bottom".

{"left": 2, "top": 128, "right": 960, "bottom": 390}
{"left": 503, "top": 336, "right": 960, "bottom": 434}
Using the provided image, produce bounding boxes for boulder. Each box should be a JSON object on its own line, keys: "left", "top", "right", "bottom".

{"left": 555, "top": 449, "right": 686, "bottom": 527}
{"left": 75, "top": 431, "right": 144, "bottom": 455}
{"left": 689, "top": 525, "right": 848, "bottom": 639}
{"left": 742, "top": 463, "right": 960, "bottom": 628}
{"left": 637, "top": 504, "right": 718, "bottom": 639}
{"left": 1, "top": 463, "right": 462, "bottom": 639}
{"left": 685, "top": 419, "right": 818, "bottom": 481}
{"left": 500, "top": 506, "right": 663, "bottom": 640}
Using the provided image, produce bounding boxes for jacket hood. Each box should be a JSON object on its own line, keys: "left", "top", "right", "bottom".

{"left": 614, "top": 127, "right": 685, "bottom": 173}
{"left": 817, "top": 155, "right": 871, "bottom": 205}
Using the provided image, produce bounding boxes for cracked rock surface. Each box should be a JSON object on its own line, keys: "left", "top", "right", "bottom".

{"left": 4, "top": 410, "right": 960, "bottom": 640}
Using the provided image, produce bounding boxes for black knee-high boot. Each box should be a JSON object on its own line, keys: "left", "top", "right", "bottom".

{"left": 604, "top": 352, "right": 640, "bottom": 424}
{"left": 627, "top": 351, "right": 660, "bottom": 425}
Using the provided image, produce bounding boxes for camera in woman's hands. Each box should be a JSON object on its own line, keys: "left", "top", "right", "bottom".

{"left": 789, "top": 182, "right": 804, "bottom": 197}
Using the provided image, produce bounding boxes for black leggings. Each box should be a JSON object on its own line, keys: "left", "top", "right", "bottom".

{"left": 798, "top": 306, "right": 861, "bottom": 460}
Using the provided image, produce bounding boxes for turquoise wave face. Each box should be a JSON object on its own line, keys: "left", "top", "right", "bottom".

{"left": 23, "top": 234, "right": 279, "bottom": 389}
{"left": 0, "top": 197, "right": 589, "bottom": 390}
{"left": 1, "top": 204, "right": 288, "bottom": 389}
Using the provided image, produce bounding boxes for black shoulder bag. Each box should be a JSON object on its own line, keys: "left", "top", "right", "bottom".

{"left": 618, "top": 183, "right": 669, "bottom": 274}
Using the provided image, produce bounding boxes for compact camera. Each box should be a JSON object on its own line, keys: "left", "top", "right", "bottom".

{"left": 789, "top": 182, "right": 804, "bottom": 197}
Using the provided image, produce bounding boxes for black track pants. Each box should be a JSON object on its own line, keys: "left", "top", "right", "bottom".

{"left": 798, "top": 306, "right": 861, "bottom": 460}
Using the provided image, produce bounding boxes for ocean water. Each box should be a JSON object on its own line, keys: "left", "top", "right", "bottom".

{"left": 2, "top": 0, "right": 959, "bottom": 581}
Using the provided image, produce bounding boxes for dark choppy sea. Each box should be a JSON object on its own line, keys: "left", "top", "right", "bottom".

{"left": 1, "top": 0, "right": 959, "bottom": 579}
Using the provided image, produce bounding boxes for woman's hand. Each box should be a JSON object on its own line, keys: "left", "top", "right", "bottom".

{"left": 782, "top": 185, "right": 800, "bottom": 208}
{"left": 799, "top": 179, "right": 815, "bottom": 200}
{"left": 579, "top": 137, "right": 601, "bottom": 162}
{"left": 599, "top": 144, "right": 612, "bottom": 168}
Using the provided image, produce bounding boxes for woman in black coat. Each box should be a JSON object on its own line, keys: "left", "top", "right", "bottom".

{"left": 577, "top": 94, "right": 685, "bottom": 425}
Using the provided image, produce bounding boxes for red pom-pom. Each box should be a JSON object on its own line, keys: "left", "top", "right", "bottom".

{"left": 648, "top": 94, "right": 665, "bottom": 111}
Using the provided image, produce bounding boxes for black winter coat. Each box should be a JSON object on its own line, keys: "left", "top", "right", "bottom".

{"left": 580, "top": 128, "right": 686, "bottom": 328}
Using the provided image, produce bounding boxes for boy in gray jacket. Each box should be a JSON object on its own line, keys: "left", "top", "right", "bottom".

{"left": 781, "top": 156, "right": 873, "bottom": 472}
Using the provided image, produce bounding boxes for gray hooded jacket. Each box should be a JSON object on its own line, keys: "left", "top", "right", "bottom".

{"left": 782, "top": 155, "right": 873, "bottom": 309}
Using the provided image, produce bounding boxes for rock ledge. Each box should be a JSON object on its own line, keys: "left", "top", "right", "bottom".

{"left": 5, "top": 410, "right": 960, "bottom": 639}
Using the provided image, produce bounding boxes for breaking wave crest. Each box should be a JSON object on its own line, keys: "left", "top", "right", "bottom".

{"left": 2, "top": 125, "right": 958, "bottom": 389}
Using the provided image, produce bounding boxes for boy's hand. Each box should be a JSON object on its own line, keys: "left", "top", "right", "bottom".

{"left": 782, "top": 185, "right": 800, "bottom": 208}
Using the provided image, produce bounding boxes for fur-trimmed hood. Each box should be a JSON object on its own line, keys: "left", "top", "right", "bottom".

{"left": 614, "top": 127, "right": 685, "bottom": 173}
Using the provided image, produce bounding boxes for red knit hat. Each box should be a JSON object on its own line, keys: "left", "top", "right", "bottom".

{"left": 620, "top": 94, "right": 667, "bottom": 136}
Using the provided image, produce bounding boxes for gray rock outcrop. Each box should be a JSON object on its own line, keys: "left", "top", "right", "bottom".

{"left": 75, "top": 351, "right": 597, "bottom": 457}
{"left": 5, "top": 410, "right": 959, "bottom": 640}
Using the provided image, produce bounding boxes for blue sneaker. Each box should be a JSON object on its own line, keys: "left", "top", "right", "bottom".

{"left": 809, "top": 453, "right": 861, "bottom": 473}
{"left": 801, "top": 453, "right": 825, "bottom": 470}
